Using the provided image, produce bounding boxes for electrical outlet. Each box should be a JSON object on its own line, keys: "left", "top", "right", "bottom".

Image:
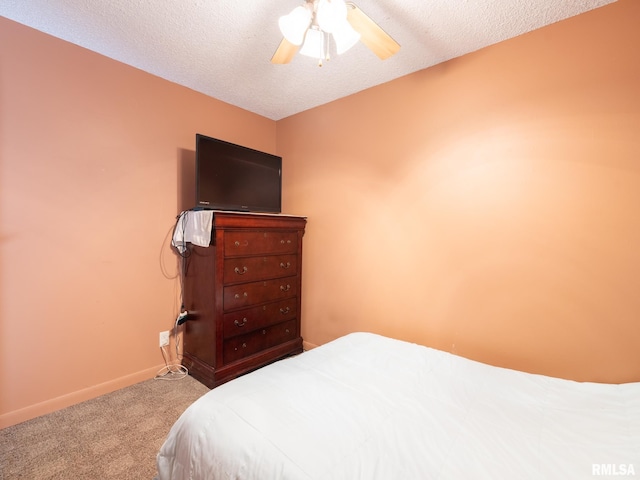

{"left": 159, "top": 330, "right": 170, "bottom": 348}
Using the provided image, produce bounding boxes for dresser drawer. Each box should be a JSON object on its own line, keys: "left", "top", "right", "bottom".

{"left": 224, "top": 231, "right": 298, "bottom": 257}
{"left": 223, "top": 319, "right": 297, "bottom": 364}
{"left": 223, "top": 276, "right": 298, "bottom": 311}
{"left": 223, "top": 254, "right": 297, "bottom": 284}
{"left": 223, "top": 298, "right": 297, "bottom": 339}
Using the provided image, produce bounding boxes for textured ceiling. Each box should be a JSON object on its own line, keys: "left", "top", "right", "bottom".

{"left": 1, "top": 0, "right": 616, "bottom": 120}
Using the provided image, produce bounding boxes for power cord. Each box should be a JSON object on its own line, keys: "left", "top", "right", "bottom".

{"left": 155, "top": 211, "right": 195, "bottom": 381}
{"left": 155, "top": 318, "right": 188, "bottom": 381}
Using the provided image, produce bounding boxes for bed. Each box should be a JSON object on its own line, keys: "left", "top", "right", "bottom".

{"left": 156, "top": 332, "right": 640, "bottom": 479}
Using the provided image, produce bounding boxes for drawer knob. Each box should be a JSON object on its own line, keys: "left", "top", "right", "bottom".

{"left": 234, "top": 318, "right": 248, "bottom": 327}
{"left": 234, "top": 342, "right": 247, "bottom": 351}
{"left": 280, "top": 284, "right": 291, "bottom": 292}
{"left": 280, "top": 307, "right": 290, "bottom": 315}
{"left": 234, "top": 292, "right": 248, "bottom": 299}
{"left": 285, "top": 329, "right": 290, "bottom": 334}
{"left": 280, "top": 239, "right": 292, "bottom": 244}
{"left": 280, "top": 262, "right": 291, "bottom": 269}
{"left": 234, "top": 240, "right": 248, "bottom": 247}
{"left": 262, "top": 329, "right": 266, "bottom": 335}
{"left": 234, "top": 266, "right": 248, "bottom": 275}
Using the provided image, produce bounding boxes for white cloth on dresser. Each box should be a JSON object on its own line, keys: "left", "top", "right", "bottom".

{"left": 171, "top": 210, "right": 213, "bottom": 253}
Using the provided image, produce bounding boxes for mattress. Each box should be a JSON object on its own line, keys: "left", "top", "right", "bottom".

{"left": 157, "top": 332, "right": 640, "bottom": 479}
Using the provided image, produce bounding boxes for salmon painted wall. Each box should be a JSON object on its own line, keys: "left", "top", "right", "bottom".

{"left": 279, "top": 0, "right": 640, "bottom": 383}
{"left": 0, "top": 17, "right": 276, "bottom": 427}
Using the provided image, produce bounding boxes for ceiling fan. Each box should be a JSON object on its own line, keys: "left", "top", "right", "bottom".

{"left": 271, "top": 0, "right": 400, "bottom": 66}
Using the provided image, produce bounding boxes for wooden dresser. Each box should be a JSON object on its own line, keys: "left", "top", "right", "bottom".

{"left": 181, "top": 211, "right": 306, "bottom": 388}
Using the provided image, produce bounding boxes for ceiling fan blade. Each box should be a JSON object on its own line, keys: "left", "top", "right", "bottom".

{"left": 271, "top": 38, "right": 299, "bottom": 64}
{"left": 346, "top": 2, "right": 400, "bottom": 60}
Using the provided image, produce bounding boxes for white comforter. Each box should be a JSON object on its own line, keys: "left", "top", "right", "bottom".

{"left": 157, "top": 332, "right": 640, "bottom": 479}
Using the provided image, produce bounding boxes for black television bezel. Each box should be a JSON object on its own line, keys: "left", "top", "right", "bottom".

{"left": 195, "top": 134, "right": 282, "bottom": 214}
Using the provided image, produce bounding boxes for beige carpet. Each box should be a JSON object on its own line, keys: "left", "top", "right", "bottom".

{"left": 0, "top": 375, "right": 210, "bottom": 479}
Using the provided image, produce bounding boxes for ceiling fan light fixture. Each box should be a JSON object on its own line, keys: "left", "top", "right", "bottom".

{"left": 271, "top": 0, "right": 400, "bottom": 65}
{"left": 278, "top": 5, "right": 312, "bottom": 46}
{"left": 299, "top": 27, "right": 325, "bottom": 59}
{"left": 332, "top": 19, "right": 360, "bottom": 54}
{"left": 316, "top": 0, "right": 348, "bottom": 33}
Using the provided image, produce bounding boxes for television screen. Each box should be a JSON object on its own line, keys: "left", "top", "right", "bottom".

{"left": 195, "top": 134, "right": 282, "bottom": 213}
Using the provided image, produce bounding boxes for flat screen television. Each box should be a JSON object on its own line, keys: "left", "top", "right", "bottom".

{"left": 195, "top": 134, "right": 282, "bottom": 213}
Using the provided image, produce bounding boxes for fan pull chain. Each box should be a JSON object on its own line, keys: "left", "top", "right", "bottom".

{"left": 319, "top": 31, "right": 330, "bottom": 67}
